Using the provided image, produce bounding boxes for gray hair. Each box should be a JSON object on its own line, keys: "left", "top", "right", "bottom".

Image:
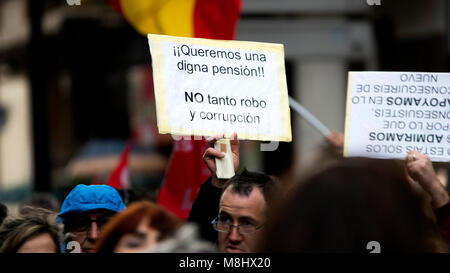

{"left": 0, "top": 206, "right": 63, "bottom": 253}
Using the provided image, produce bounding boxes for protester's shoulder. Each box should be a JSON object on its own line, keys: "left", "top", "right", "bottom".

{"left": 198, "top": 177, "right": 220, "bottom": 193}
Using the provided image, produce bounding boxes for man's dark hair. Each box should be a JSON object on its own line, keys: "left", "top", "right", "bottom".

{"left": 222, "top": 169, "right": 278, "bottom": 207}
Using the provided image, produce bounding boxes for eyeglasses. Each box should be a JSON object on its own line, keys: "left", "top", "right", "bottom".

{"left": 66, "top": 216, "right": 113, "bottom": 233}
{"left": 211, "top": 217, "right": 264, "bottom": 235}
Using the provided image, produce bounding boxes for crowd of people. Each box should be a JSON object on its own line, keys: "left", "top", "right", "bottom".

{"left": 0, "top": 131, "right": 449, "bottom": 253}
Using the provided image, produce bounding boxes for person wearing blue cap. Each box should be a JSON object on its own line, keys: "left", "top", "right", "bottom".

{"left": 58, "top": 184, "right": 126, "bottom": 253}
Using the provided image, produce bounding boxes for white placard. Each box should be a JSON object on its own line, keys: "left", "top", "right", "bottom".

{"left": 148, "top": 34, "right": 292, "bottom": 142}
{"left": 344, "top": 71, "right": 450, "bottom": 162}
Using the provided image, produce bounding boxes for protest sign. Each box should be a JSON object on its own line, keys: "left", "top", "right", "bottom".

{"left": 147, "top": 34, "right": 292, "bottom": 142}
{"left": 344, "top": 71, "right": 450, "bottom": 162}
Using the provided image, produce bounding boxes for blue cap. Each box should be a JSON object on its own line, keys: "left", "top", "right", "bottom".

{"left": 58, "top": 184, "right": 125, "bottom": 222}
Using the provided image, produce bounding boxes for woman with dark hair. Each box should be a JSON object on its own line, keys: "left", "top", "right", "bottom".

{"left": 95, "top": 201, "right": 183, "bottom": 253}
{"left": 258, "top": 158, "right": 449, "bottom": 253}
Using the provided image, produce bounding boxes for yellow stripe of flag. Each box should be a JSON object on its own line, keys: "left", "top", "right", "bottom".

{"left": 120, "top": 0, "right": 196, "bottom": 37}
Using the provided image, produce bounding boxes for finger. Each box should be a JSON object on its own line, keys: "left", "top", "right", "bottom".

{"left": 406, "top": 153, "right": 417, "bottom": 162}
{"left": 204, "top": 147, "right": 225, "bottom": 159}
{"left": 404, "top": 168, "right": 415, "bottom": 184}
{"left": 407, "top": 150, "right": 418, "bottom": 156}
{"left": 230, "top": 132, "right": 239, "bottom": 153}
{"left": 406, "top": 160, "right": 419, "bottom": 169}
{"left": 406, "top": 164, "right": 420, "bottom": 179}
{"left": 205, "top": 133, "right": 225, "bottom": 148}
{"left": 408, "top": 151, "right": 429, "bottom": 162}
{"left": 230, "top": 132, "right": 238, "bottom": 141}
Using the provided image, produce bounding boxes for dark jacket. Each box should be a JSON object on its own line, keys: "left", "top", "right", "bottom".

{"left": 188, "top": 177, "right": 222, "bottom": 244}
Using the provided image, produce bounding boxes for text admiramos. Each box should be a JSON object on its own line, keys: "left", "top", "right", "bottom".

{"left": 369, "top": 132, "right": 443, "bottom": 144}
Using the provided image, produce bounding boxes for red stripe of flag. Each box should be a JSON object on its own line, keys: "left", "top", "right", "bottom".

{"left": 193, "top": 0, "right": 242, "bottom": 39}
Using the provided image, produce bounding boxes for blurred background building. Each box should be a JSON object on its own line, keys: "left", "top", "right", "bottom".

{"left": 0, "top": 0, "right": 449, "bottom": 213}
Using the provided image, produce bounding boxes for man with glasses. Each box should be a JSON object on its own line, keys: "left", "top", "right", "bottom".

{"left": 189, "top": 133, "right": 277, "bottom": 252}
{"left": 58, "top": 184, "right": 125, "bottom": 253}
{"left": 212, "top": 170, "right": 277, "bottom": 253}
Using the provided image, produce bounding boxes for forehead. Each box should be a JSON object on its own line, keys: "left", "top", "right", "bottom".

{"left": 18, "top": 233, "right": 56, "bottom": 252}
{"left": 135, "top": 217, "right": 151, "bottom": 231}
{"left": 219, "top": 187, "right": 266, "bottom": 221}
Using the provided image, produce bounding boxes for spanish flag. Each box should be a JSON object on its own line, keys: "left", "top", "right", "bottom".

{"left": 105, "top": 0, "right": 242, "bottom": 219}
{"left": 105, "top": 0, "right": 242, "bottom": 39}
